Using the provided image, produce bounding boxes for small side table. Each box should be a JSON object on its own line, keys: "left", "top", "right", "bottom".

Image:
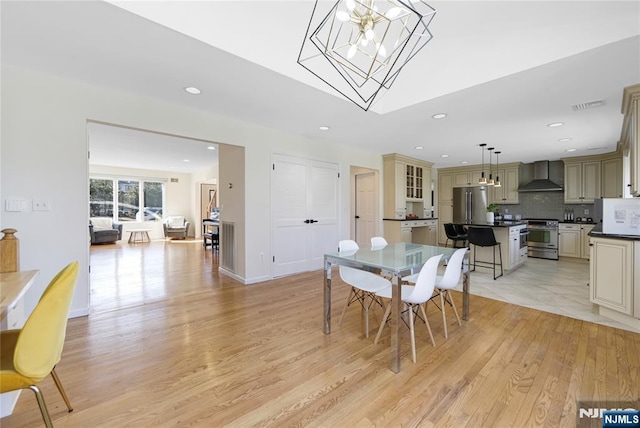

{"left": 128, "top": 229, "right": 151, "bottom": 244}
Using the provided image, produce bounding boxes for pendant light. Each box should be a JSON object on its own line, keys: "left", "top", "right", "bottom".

{"left": 487, "top": 147, "right": 495, "bottom": 186}
{"left": 478, "top": 143, "right": 487, "bottom": 184}
{"left": 494, "top": 151, "right": 502, "bottom": 187}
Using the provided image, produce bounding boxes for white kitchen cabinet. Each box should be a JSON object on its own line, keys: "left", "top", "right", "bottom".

{"left": 622, "top": 84, "right": 640, "bottom": 197}
{"left": 564, "top": 160, "right": 601, "bottom": 203}
{"left": 580, "top": 224, "right": 595, "bottom": 260}
{"left": 558, "top": 224, "right": 581, "bottom": 258}
{"left": 601, "top": 157, "right": 623, "bottom": 198}
{"left": 559, "top": 223, "right": 594, "bottom": 259}
{"left": 384, "top": 219, "right": 435, "bottom": 244}
{"left": 438, "top": 204, "right": 453, "bottom": 245}
{"left": 438, "top": 172, "right": 454, "bottom": 204}
{"left": 590, "top": 238, "right": 635, "bottom": 316}
{"left": 490, "top": 166, "right": 519, "bottom": 204}
{"left": 383, "top": 154, "right": 433, "bottom": 219}
{"left": 453, "top": 170, "right": 483, "bottom": 186}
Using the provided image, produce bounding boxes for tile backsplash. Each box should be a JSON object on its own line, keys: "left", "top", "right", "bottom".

{"left": 495, "top": 160, "right": 594, "bottom": 220}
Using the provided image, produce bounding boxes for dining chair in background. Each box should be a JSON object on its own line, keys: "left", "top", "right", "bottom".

{"left": 370, "top": 236, "right": 388, "bottom": 248}
{"left": 374, "top": 254, "right": 443, "bottom": 363}
{"left": 0, "top": 262, "right": 79, "bottom": 428}
{"left": 338, "top": 240, "right": 391, "bottom": 338}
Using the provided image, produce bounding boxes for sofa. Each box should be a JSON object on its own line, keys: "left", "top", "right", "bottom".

{"left": 163, "top": 216, "right": 190, "bottom": 239}
{"left": 89, "top": 217, "right": 122, "bottom": 244}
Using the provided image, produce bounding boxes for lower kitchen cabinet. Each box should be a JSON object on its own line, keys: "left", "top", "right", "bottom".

{"left": 590, "top": 237, "right": 639, "bottom": 319}
{"left": 559, "top": 223, "right": 594, "bottom": 259}
{"left": 383, "top": 219, "right": 437, "bottom": 245}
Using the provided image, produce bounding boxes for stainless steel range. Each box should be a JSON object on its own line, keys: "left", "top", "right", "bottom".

{"left": 526, "top": 218, "right": 559, "bottom": 260}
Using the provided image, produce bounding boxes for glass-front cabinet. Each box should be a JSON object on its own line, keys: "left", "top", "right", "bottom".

{"left": 406, "top": 164, "right": 423, "bottom": 200}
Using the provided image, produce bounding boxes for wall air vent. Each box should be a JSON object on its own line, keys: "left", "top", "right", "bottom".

{"left": 170, "top": 178, "right": 179, "bottom": 183}
{"left": 571, "top": 100, "right": 606, "bottom": 111}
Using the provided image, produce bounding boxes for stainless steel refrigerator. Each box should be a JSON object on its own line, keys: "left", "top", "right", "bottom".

{"left": 452, "top": 186, "right": 488, "bottom": 224}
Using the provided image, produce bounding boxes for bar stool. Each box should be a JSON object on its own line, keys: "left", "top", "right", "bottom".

{"left": 444, "top": 223, "right": 467, "bottom": 248}
{"left": 467, "top": 227, "right": 503, "bottom": 280}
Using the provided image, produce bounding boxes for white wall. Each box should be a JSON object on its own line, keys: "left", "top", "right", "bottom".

{"left": 0, "top": 65, "right": 383, "bottom": 318}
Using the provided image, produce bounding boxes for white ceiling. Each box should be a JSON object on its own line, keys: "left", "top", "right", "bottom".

{"left": 2, "top": 1, "right": 640, "bottom": 170}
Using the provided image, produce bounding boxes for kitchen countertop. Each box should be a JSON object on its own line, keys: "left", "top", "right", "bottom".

{"left": 383, "top": 218, "right": 438, "bottom": 221}
{"left": 588, "top": 224, "right": 640, "bottom": 241}
{"left": 454, "top": 221, "right": 527, "bottom": 228}
{"left": 559, "top": 221, "right": 598, "bottom": 225}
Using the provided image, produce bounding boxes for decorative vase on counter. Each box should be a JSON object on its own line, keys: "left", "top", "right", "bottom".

{"left": 486, "top": 212, "right": 495, "bottom": 224}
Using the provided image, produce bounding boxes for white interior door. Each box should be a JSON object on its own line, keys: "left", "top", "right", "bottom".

{"left": 272, "top": 155, "right": 339, "bottom": 277}
{"left": 355, "top": 172, "right": 376, "bottom": 247}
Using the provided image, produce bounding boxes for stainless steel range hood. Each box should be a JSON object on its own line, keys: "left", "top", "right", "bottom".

{"left": 518, "top": 161, "right": 563, "bottom": 192}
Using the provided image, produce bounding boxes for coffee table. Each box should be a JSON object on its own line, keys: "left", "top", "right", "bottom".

{"left": 128, "top": 229, "right": 151, "bottom": 243}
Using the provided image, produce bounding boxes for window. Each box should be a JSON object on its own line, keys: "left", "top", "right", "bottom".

{"left": 90, "top": 177, "right": 164, "bottom": 222}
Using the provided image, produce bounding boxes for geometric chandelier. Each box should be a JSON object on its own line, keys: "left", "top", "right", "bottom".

{"left": 298, "top": 0, "right": 436, "bottom": 111}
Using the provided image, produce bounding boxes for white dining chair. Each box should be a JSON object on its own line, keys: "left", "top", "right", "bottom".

{"left": 370, "top": 236, "right": 388, "bottom": 248}
{"left": 338, "top": 240, "right": 390, "bottom": 338}
{"left": 374, "top": 254, "right": 443, "bottom": 363}
{"left": 433, "top": 247, "right": 466, "bottom": 339}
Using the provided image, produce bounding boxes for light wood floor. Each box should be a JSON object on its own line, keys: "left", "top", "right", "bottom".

{"left": 3, "top": 240, "right": 640, "bottom": 427}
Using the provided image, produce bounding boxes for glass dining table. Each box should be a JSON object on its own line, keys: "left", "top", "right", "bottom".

{"left": 324, "top": 242, "right": 470, "bottom": 373}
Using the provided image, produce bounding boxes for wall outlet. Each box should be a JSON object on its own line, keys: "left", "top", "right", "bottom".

{"left": 584, "top": 209, "right": 589, "bottom": 215}
{"left": 260, "top": 252, "right": 265, "bottom": 261}
{"left": 33, "top": 199, "right": 50, "bottom": 211}
{"left": 504, "top": 208, "right": 509, "bottom": 213}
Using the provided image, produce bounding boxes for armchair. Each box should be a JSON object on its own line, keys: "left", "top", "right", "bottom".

{"left": 163, "top": 216, "right": 190, "bottom": 239}
{"left": 89, "top": 217, "right": 122, "bottom": 244}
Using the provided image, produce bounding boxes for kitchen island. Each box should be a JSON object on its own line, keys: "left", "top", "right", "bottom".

{"left": 588, "top": 227, "right": 640, "bottom": 330}
{"left": 456, "top": 221, "right": 528, "bottom": 274}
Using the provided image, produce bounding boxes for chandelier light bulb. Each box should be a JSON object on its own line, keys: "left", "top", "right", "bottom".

{"left": 347, "top": 44, "right": 358, "bottom": 59}
{"left": 361, "top": 38, "right": 369, "bottom": 47}
{"left": 377, "top": 43, "right": 387, "bottom": 57}
{"left": 386, "top": 7, "right": 402, "bottom": 19}
{"left": 365, "top": 29, "right": 375, "bottom": 41}
{"left": 346, "top": 0, "right": 356, "bottom": 11}
{"left": 337, "top": 11, "right": 350, "bottom": 22}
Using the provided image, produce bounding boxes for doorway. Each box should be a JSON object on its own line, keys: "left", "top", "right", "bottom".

{"left": 351, "top": 166, "right": 380, "bottom": 247}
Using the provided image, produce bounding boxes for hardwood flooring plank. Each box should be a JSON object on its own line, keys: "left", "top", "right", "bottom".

{"left": 3, "top": 241, "right": 640, "bottom": 428}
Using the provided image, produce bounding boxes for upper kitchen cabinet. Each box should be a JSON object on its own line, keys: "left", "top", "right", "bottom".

{"left": 489, "top": 165, "right": 520, "bottom": 204}
{"left": 563, "top": 159, "right": 601, "bottom": 203}
{"left": 453, "top": 170, "right": 483, "bottom": 186}
{"left": 601, "top": 156, "right": 623, "bottom": 198}
{"left": 383, "top": 154, "right": 433, "bottom": 219}
{"left": 621, "top": 84, "right": 640, "bottom": 197}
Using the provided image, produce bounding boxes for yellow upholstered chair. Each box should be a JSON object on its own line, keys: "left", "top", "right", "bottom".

{"left": 0, "top": 262, "right": 79, "bottom": 427}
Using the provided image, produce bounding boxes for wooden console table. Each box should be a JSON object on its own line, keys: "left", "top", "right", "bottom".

{"left": 0, "top": 270, "right": 38, "bottom": 322}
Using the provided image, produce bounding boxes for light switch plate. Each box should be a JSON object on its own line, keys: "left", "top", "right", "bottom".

{"left": 4, "top": 198, "right": 27, "bottom": 212}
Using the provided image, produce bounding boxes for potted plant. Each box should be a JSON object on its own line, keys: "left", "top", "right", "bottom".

{"left": 486, "top": 203, "right": 498, "bottom": 224}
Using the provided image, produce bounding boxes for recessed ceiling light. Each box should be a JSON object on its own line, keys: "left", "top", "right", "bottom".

{"left": 565, "top": 149, "right": 577, "bottom": 152}
{"left": 184, "top": 86, "right": 201, "bottom": 95}
{"left": 183, "top": 159, "right": 191, "bottom": 162}
{"left": 432, "top": 113, "right": 447, "bottom": 119}
{"left": 558, "top": 138, "right": 572, "bottom": 142}
{"left": 547, "top": 122, "right": 564, "bottom": 128}
{"left": 414, "top": 146, "right": 424, "bottom": 150}
{"left": 461, "top": 161, "right": 468, "bottom": 164}
{"left": 319, "top": 126, "right": 330, "bottom": 131}
{"left": 441, "top": 154, "right": 449, "bottom": 158}
{"left": 207, "top": 146, "right": 216, "bottom": 150}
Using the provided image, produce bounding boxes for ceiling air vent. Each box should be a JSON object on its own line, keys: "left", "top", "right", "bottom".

{"left": 170, "top": 178, "right": 179, "bottom": 183}
{"left": 571, "top": 100, "right": 606, "bottom": 111}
